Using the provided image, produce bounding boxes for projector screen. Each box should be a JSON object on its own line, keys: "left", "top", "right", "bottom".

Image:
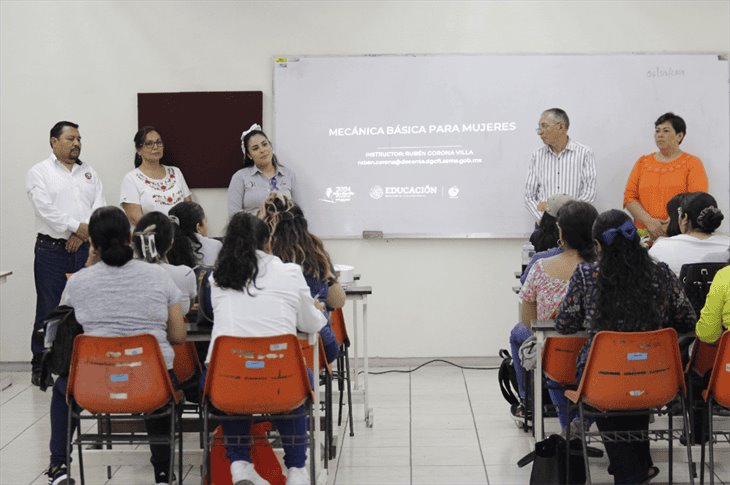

{"left": 273, "top": 54, "right": 729, "bottom": 238}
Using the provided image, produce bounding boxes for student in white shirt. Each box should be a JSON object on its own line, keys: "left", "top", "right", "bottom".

{"left": 201, "top": 212, "right": 325, "bottom": 485}
{"left": 25, "top": 121, "right": 106, "bottom": 385}
{"left": 649, "top": 192, "right": 728, "bottom": 275}
{"left": 133, "top": 212, "right": 197, "bottom": 314}
{"left": 168, "top": 201, "right": 222, "bottom": 267}
{"left": 120, "top": 126, "right": 191, "bottom": 224}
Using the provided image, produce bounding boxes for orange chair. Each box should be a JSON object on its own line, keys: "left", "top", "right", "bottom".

{"left": 542, "top": 336, "right": 587, "bottom": 430}
{"left": 173, "top": 341, "right": 205, "bottom": 446}
{"left": 565, "top": 328, "right": 694, "bottom": 485}
{"left": 702, "top": 331, "right": 730, "bottom": 485}
{"left": 66, "top": 334, "right": 181, "bottom": 484}
{"left": 330, "top": 308, "right": 355, "bottom": 437}
{"left": 201, "top": 334, "right": 316, "bottom": 485}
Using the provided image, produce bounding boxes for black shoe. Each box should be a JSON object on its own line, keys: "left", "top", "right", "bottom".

{"left": 31, "top": 368, "right": 42, "bottom": 387}
{"left": 47, "top": 464, "right": 75, "bottom": 485}
{"left": 154, "top": 470, "right": 176, "bottom": 485}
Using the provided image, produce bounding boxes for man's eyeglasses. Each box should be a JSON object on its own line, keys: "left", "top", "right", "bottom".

{"left": 143, "top": 140, "right": 164, "bottom": 148}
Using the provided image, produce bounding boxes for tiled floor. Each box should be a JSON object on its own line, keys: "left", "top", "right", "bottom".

{"left": 1, "top": 365, "right": 728, "bottom": 484}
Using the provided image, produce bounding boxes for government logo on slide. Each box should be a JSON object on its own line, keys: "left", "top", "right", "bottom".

{"left": 369, "top": 186, "right": 384, "bottom": 199}
{"left": 369, "top": 185, "right": 438, "bottom": 199}
{"left": 321, "top": 186, "right": 355, "bottom": 203}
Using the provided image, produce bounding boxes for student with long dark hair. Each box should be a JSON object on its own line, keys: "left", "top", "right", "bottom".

{"left": 46, "top": 206, "right": 185, "bottom": 485}
{"left": 555, "top": 209, "right": 695, "bottom": 485}
{"left": 202, "top": 212, "right": 325, "bottom": 485}
{"left": 259, "top": 193, "right": 345, "bottom": 363}
{"left": 134, "top": 211, "right": 196, "bottom": 314}
{"left": 168, "top": 201, "right": 221, "bottom": 266}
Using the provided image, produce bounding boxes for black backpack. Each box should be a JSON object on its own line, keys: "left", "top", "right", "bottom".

{"left": 498, "top": 348, "right": 520, "bottom": 406}
{"left": 39, "top": 305, "right": 83, "bottom": 389}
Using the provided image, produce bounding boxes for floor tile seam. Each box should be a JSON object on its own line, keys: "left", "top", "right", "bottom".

{"left": 0, "top": 381, "right": 35, "bottom": 407}
{"left": 0, "top": 408, "right": 49, "bottom": 452}
{"left": 461, "top": 367, "right": 490, "bottom": 485}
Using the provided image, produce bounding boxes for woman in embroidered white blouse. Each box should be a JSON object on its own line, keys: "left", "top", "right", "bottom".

{"left": 120, "top": 126, "right": 192, "bottom": 224}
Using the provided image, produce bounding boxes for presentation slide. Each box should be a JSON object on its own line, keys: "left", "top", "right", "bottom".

{"left": 273, "top": 55, "right": 729, "bottom": 238}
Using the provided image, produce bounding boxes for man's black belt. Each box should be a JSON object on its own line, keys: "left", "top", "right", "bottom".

{"left": 37, "top": 233, "right": 67, "bottom": 245}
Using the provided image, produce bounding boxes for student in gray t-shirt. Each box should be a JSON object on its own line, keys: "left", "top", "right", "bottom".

{"left": 46, "top": 206, "right": 185, "bottom": 485}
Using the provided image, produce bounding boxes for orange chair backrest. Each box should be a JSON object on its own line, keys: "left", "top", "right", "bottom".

{"left": 172, "top": 341, "right": 200, "bottom": 383}
{"left": 298, "top": 337, "right": 332, "bottom": 376}
{"left": 688, "top": 339, "right": 720, "bottom": 377}
{"left": 573, "top": 328, "right": 685, "bottom": 411}
{"left": 330, "top": 308, "right": 350, "bottom": 347}
{"left": 67, "top": 334, "right": 176, "bottom": 414}
{"left": 203, "top": 334, "right": 314, "bottom": 415}
{"left": 705, "top": 331, "right": 730, "bottom": 409}
{"left": 543, "top": 336, "right": 587, "bottom": 386}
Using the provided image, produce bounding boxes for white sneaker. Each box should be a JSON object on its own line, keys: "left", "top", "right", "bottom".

{"left": 286, "top": 466, "right": 310, "bottom": 485}
{"left": 230, "top": 460, "right": 271, "bottom": 485}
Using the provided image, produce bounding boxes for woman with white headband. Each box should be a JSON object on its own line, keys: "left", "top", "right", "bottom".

{"left": 227, "top": 124, "right": 296, "bottom": 217}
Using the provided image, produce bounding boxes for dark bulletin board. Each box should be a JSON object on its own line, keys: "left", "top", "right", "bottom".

{"left": 137, "top": 91, "right": 263, "bottom": 188}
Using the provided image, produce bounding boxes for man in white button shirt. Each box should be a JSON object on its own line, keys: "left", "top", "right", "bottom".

{"left": 524, "top": 108, "right": 597, "bottom": 221}
{"left": 25, "top": 121, "right": 105, "bottom": 385}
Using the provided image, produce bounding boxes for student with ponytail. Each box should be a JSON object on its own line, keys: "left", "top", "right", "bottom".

{"left": 46, "top": 206, "right": 186, "bottom": 485}
{"left": 555, "top": 209, "right": 696, "bottom": 485}
{"left": 201, "top": 212, "right": 325, "bottom": 485}
{"left": 649, "top": 192, "right": 729, "bottom": 274}
{"left": 134, "top": 211, "right": 197, "bottom": 314}
{"left": 168, "top": 201, "right": 222, "bottom": 266}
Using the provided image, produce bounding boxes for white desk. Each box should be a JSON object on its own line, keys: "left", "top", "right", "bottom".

{"left": 344, "top": 285, "right": 373, "bottom": 428}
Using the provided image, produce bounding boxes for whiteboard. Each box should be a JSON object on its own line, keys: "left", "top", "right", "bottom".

{"left": 273, "top": 54, "right": 729, "bottom": 238}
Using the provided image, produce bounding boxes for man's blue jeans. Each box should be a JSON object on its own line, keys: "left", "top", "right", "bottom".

{"left": 32, "top": 237, "right": 88, "bottom": 369}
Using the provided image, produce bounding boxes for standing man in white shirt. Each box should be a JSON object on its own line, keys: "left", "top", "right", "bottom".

{"left": 524, "top": 108, "right": 597, "bottom": 221}
{"left": 25, "top": 121, "right": 105, "bottom": 386}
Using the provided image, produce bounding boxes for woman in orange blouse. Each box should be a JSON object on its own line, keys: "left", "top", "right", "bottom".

{"left": 624, "top": 112, "right": 708, "bottom": 240}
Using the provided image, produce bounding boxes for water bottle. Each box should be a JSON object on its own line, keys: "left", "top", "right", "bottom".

{"left": 521, "top": 241, "right": 535, "bottom": 274}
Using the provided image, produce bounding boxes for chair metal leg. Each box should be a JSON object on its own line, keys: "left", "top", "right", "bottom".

{"left": 337, "top": 352, "right": 345, "bottom": 427}
{"left": 670, "top": 405, "right": 675, "bottom": 484}
{"left": 681, "top": 397, "right": 696, "bottom": 485}
{"left": 309, "top": 403, "right": 316, "bottom": 485}
{"left": 708, "top": 399, "right": 714, "bottom": 485}
{"left": 167, "top": 405, "right": 176, "bottom": 485}
{"left": 66, "top": 402, "right": 74, "bottom": 485}
{"left": 103, "top": 415, "right": 113, "bottom": 479}
{"left": 344, "top": 346, "right": 354, "bottom": 436}
{"left": 578, "top": 402, "right": 592, "bottom": 485}
{"left": 201, "top": 402, "right": 209, "bottom": 485}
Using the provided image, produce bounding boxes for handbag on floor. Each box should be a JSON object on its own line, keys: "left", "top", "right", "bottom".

{"left": 517, "top": 433, "right": 586, "bottom": 485}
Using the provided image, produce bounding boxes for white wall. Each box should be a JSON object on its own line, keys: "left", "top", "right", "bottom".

{"left": 1, "top": 1, "right": 728, "bottom": 362}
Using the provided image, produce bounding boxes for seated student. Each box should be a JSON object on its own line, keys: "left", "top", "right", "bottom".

{"left": 509, "top": 194, "right": 573, "bottom": 419}
{"left": 519, "top": 201, "right": 598, "bottom": 433}
{"left": 169, "top": 201, "right": 222, "bottom": 266}
{"left": 134, "top": 212, "right": 197, "bottom": 314}
{"left": 696, "top": 261, "right": 730, "bottom": 343}
{"left": 201, "top": 212, "right": 325, "bottom": 485}
{"left": 259, "top": 193, "right": 345, "bottom": 363}
{"left": 555, "top": 210, "right": 695, "bottom": 485}
{"left": 663, "top": 192, "right": 688, "bottom": 238}
{"left": 46, "top": 206, "right": 186, "bottom": 485}
{"left": 649, "top": 192, "right": 728, "bottom": 275}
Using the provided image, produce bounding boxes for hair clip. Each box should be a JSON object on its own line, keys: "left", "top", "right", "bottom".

{"left": 134, "top": 231, "right": 159, "bottom": 262}
{"left": 168, "top": 215, "right": 180, "bottom": 226}
{"left": 601, "top": 219, "right": 637, "bottom": 246}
